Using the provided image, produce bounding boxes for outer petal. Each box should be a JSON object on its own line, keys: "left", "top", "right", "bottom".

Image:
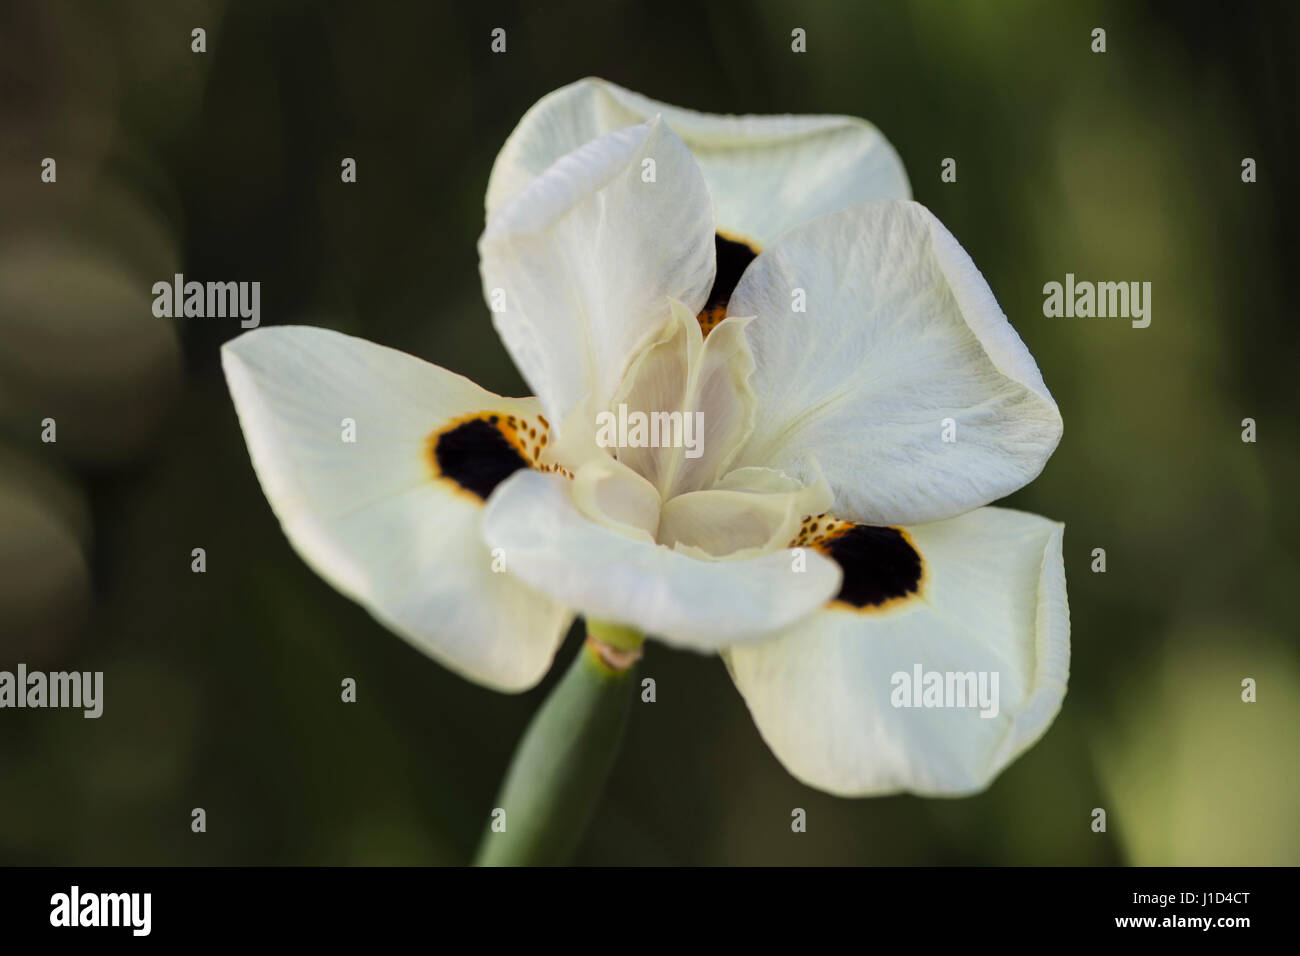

{"left": 730, "top": 200, "right": 1063, "bottom": 526}
{"left": 486, "top": 77, "right": 911, "bottom": 248}
{"left": 221, "top": 326, "right": 571, "bottom": 692}
{"left": 482, "top": 469, "right": 841, "bottom": 651}
{"left": 724, "top": 507, "right": 1069, "bottom": 797}
{"left": 479, "top": 118, "right": 716, "bottom": 433}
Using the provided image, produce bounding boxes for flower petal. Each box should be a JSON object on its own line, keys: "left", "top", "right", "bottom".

{"left": 221, "top": 326, "right": 571, "bottom": 692}
{"left": 610, "top": 300, "right": 756, "bottom": 498}
{"left": 659, "top": 462, "right": 832, "bottom": 561}
{"left": 672, "top": 313, "right": 758, "bottom": 494}
{"left": 482, "top": 469, "right": 841, "bottom": 651}
{"left": 479, "top": 118, "right": 716, "bottom": 433}
{"left": 724, "top": 507, "right": 1069, "bottom": 797}
{"left": 730, "top": 200, "right": 1063, "bottom": 525}
{"left": 486, "top": 77, "right": 911, "bottom": 248}
{"left": 605, "top": 300, "right": 700, "bottom": 494}
{"left": 570, "top": 456, "right": 661, "bottom": 543}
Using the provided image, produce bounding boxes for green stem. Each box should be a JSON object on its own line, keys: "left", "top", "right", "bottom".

{"left": 472, "top": 621, "right": 642, "bottom": 866}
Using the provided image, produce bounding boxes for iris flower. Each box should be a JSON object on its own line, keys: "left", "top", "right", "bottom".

{"left": 223, "top": 78, "right": 1067, "bottom": 799}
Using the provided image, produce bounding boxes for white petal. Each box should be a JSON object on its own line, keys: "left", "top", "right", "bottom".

{"left": 731, "top": 200, "right": 1063, "bottom": 525}
{"left": 659, "top": 462, "right": 832, "bottom": 561}
{"left": 610, "top": 300, "right": 756, "bottom": 498}
{"left": 570, "top": 456, "right": 661, "bottom": 543}
{"left": 605, "top": 300, "right": 700, "bottom": 494}
{"left": 725, "top": 507, "right": 1069, "bottom": 796}
{"left": 221, "top": 326, "right": 571, "bottom": 692}
{"left": 671, "top": 313, "right": 757, "bottom": 494}
{"left": 482, "top": 469, "right": 841, "bottom": 651}
{"left": 479, "top": 119, "right": 716, "bottom": 433}
{"left": 486, "top": 77, "right": 911, "bottom": 248}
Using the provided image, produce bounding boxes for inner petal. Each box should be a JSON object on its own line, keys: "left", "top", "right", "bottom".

{"left": 571, "top": 457, "right": 661, "bottom": 543}
{"left": 794, "top": 516, "right": 926, "bottom": 612}
{"left": 609, "top": 299, "right": 758, "bottom": 500}
{"left": 660, "top": 463, "right": 831, "bottom": 561}
{"left": 669, "top": 314, "right": 756, "bottom": 495}
{"left": 608, "top": 304, "right": 696, "bottom": 493}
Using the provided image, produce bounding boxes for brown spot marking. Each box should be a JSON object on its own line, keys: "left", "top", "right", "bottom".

{"left": 696, "top": 231, "right": 760, "bottom": 337}
{"left": 426, "top": 411, "right": 572, "bottom": 501}
{"left": 792, "top": 515, "right": 925, "bottom": 612}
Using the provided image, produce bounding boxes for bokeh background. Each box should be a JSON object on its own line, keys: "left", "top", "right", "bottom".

{"left": 1, "top": 0, "right": 1297, "bottom": 865}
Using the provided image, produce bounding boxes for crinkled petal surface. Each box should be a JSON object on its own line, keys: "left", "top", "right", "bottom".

{"left": 483, "top": 469, "right": 842, "bottom": 651}
{"left": 730, "top": 200, "right": 1063, "bottom": 525}
{"left": 724, "top": 507, "right": 1069, "bottom": 797}
{"left": 486, "top": 77, "right": 911, "bottom": 248}
{"left": 479, "top": 118, "right": 716, "bottom": 433}
{"left": 222, "top": 326, "right": 571, "bottom": 692}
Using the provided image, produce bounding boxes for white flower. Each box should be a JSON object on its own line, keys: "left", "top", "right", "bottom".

{"left": 222, "top": 78, "right": 1068, "bottom": 797}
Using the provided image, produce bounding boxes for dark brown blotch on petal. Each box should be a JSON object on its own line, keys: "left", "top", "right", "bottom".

{"left": 429, "top": 416, "right": 530, "bottom": 500}
{"left": 794, "top": 516, "right": 925, "bottom": 611}
{"left": 697, "top": 232, "right": 760, "bottom": 337}
{"left": 427, "top": 412, "right": 574, "bottom": 500}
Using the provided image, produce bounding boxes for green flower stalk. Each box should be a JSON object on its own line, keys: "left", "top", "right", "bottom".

{"left": 474, "top": 621, "right": 643, "bottom": 866}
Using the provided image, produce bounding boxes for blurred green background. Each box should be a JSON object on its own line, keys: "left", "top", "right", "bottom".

{"left": 1, "top": 0, "right": 1297, "bottom": 865}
